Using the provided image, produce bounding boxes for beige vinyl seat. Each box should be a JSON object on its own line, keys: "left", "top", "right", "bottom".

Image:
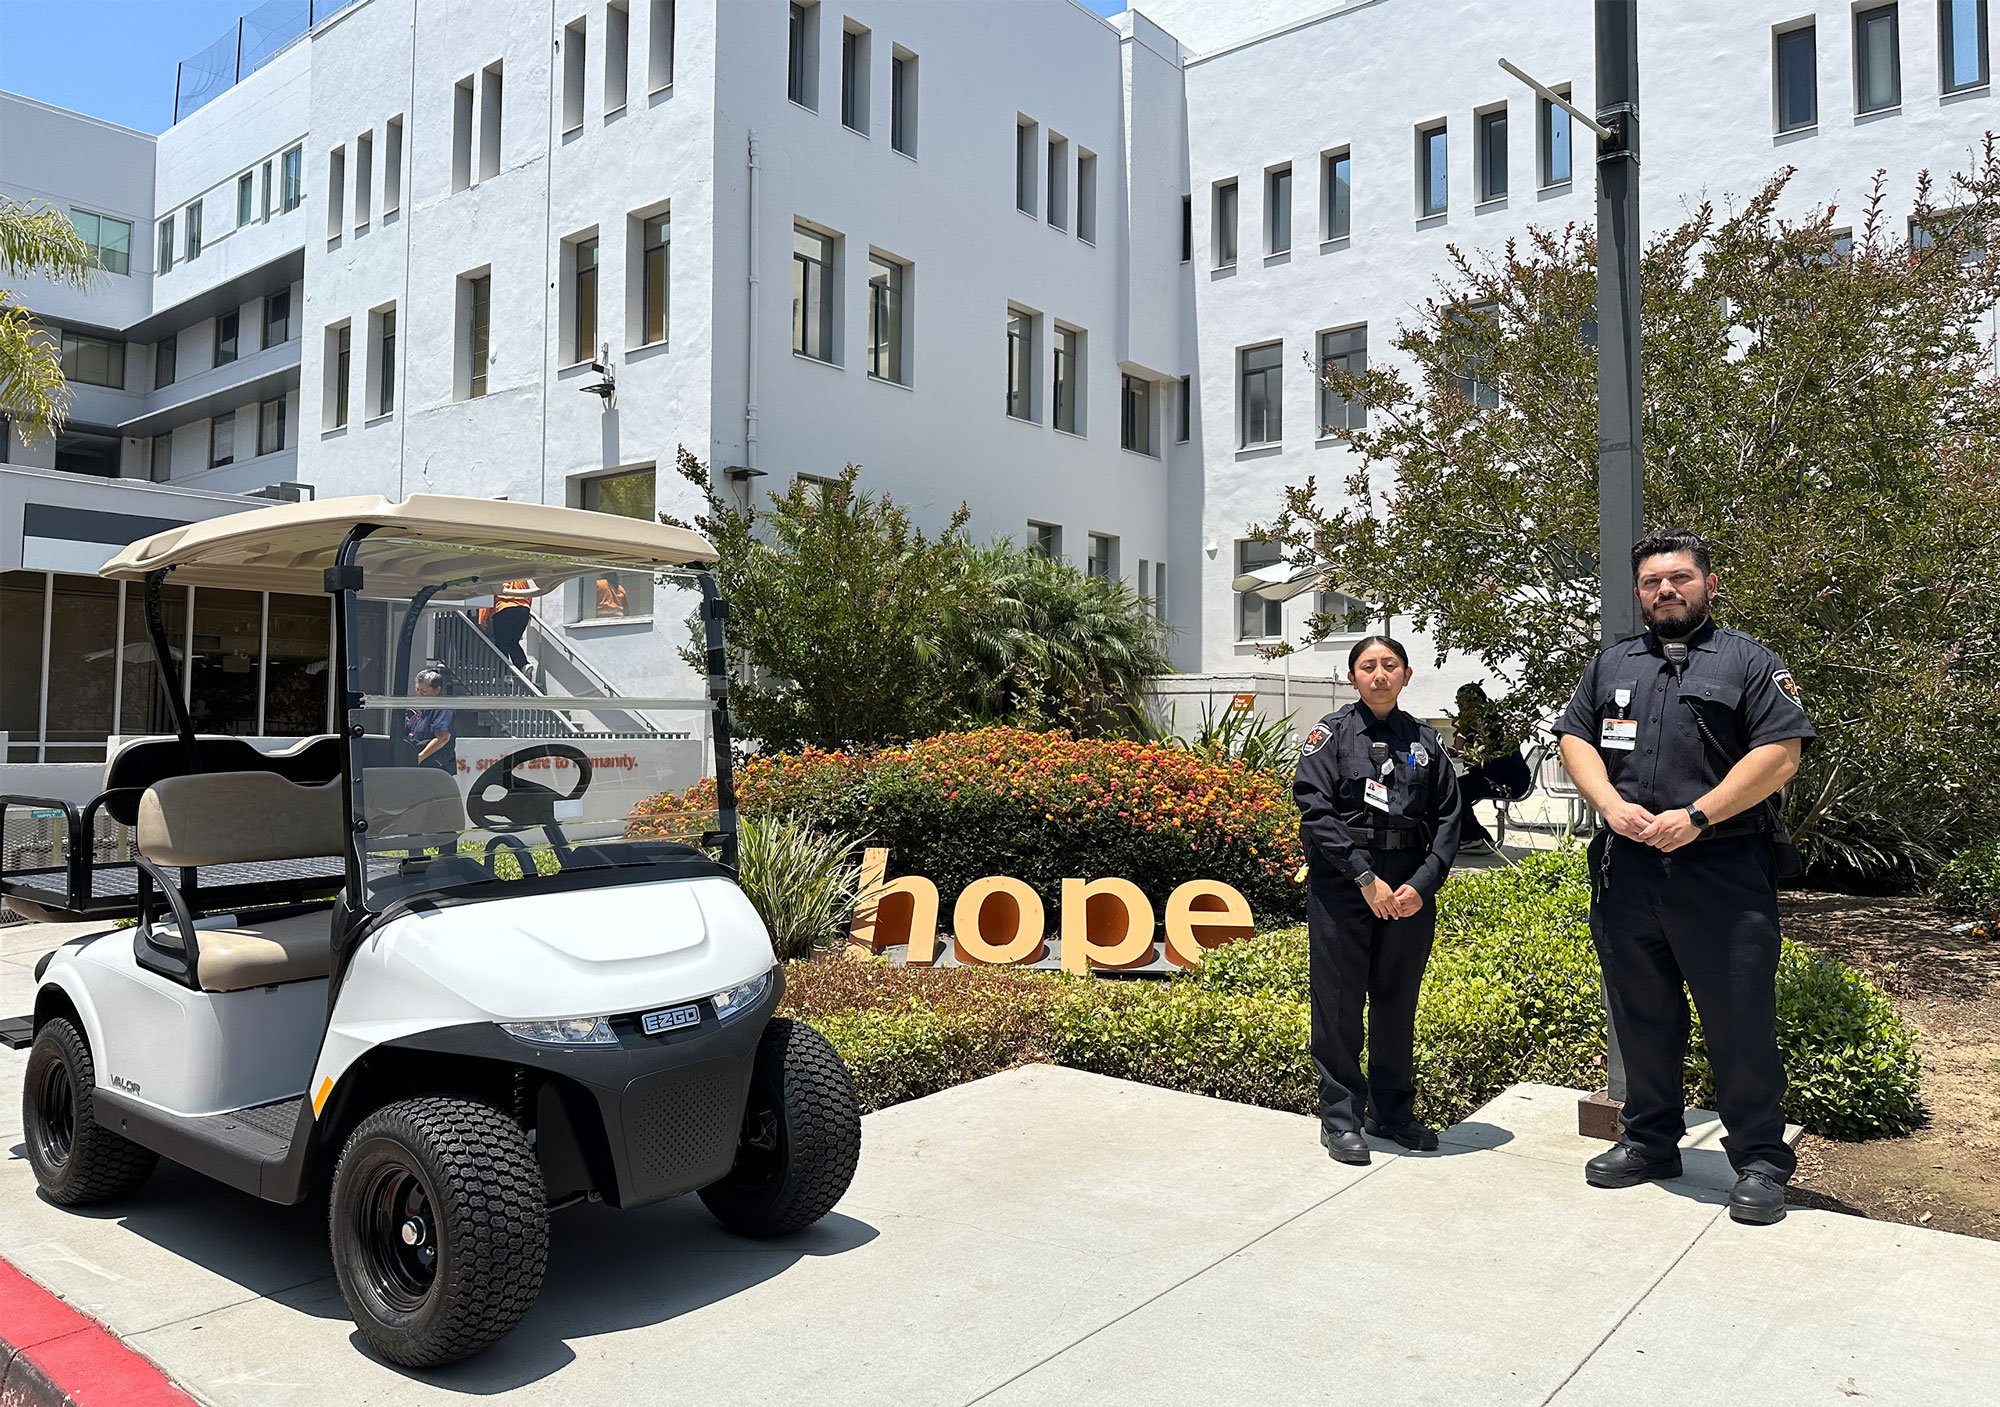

{"left": 135, "top": 767, "right": 465, "bottom": 993}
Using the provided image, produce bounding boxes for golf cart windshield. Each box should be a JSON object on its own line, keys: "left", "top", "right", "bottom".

{"left": 345, "top": 536, "right": 719, "bottom": 912}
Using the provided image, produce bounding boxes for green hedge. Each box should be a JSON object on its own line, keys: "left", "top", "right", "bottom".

{"left": 1932, "top": 836, "right": 2000, "bottom": 925}
{"left": 781, "top": 846, "right": 1925, "bottom": 1138}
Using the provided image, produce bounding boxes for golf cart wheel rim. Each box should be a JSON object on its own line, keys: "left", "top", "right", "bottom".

{"left": 360, "top": 1163, "right": 438, "bottom": 1313}
{"left": 35, "top": 1058, "right": 76, "bottom": 1167}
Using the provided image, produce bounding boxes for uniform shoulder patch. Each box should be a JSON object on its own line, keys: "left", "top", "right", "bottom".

{"left": 1301, "top": 726, "right": 1330, "bottom": 757}
{"left": 1772, "top": 669, "right": 1805, "bottom": 710}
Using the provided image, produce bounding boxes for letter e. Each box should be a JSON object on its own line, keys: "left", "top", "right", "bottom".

{"left": 1163, "top": 881, "right": 1254, "bottom": 968}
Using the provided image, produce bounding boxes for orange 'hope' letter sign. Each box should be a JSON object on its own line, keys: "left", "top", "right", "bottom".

{"left": 1059, "top": 877, "right": 1156, "bottom": 974}
{"left": 1163, "top": 880, "right": 1255, "bottom": 967}
{"left": 848, "top": 847, "right": 942, "bottom": 965}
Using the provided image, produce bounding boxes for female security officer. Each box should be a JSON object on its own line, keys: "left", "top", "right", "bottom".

{"left": 1294, "top": 636, "right": 1463, "bottom": 1164}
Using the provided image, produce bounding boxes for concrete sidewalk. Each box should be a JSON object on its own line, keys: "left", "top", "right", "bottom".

{"left": 5, "top": 938, "right": 1999, "bottom": 1404}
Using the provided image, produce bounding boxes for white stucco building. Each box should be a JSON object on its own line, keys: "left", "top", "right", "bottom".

{"left": 2, "top": 0, "right": 1993, "bottom": 789}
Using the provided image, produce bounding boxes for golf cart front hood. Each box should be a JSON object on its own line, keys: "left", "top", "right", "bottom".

{"left": 341, "top": 875, "right": 776, "bottom": 1027}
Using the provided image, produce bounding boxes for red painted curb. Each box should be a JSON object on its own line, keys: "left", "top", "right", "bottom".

{"left": 0, "top": 1259, "right": 195, "bottom": 1407}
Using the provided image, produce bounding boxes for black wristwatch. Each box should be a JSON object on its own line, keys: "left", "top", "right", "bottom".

{"left": 1355, "top": 870, "right": 1378, "bottom": 889}
{"left": 1686, "top": 805, "right": 1712, "bottom": 833}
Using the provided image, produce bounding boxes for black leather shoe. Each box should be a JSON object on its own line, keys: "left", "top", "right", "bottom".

{"left": 1321, "top": 1126, "right": 1371, "bottom": 1165}
{"left": 1585, "top": 1144, "right": 1683, "bottom": 1188}
{"left": 1729, "top": 1172, "right": 1788, "bottom": 1225}
{"left": 1364, "top": 1117, "right": 1440, "bottom": 1151}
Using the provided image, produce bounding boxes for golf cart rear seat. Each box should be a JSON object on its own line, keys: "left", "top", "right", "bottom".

{"left": 133, "top": 768, "right": 465, "bottom": 992}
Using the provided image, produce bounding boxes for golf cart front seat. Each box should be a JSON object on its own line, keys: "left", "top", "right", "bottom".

{"left": 134, "top": 768, "right": 465, "bottom": 993}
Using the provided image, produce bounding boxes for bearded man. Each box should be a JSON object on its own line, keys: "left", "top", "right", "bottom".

{"left": 1555, "top": 530, "right": 1815, "bottom": 1225}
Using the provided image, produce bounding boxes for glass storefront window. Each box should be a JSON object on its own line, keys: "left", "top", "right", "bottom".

{"left": 2, "top": 573, "right": 46, "bottom": 763}
{"left": 120, "top": 582, "right": 187, "bottom": 739}
{"left": 264, "top": 593, "right": 331, "bottom": 735}
{"left": 43, "top": 576, "right": 119, "bottom": 760}
{"left": 188, "top": 588, "right": 263, "bottom": 736}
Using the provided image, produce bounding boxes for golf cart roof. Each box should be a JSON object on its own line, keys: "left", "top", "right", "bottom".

{"left": 98, "top": 492, "right": 717, "bottom": 595}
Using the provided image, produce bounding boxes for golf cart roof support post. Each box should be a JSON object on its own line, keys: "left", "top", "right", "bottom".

{"left": 328, "top": 524, "right": 378, "bottom": 1001}
{"left": 698, "top": 570, "right": 738, "bottom": 872}
{"left": 393, "top": 582, "right": 448, "bottom": 697}
{"left": 143, "top": 569, "right": 201, "bottom": 773}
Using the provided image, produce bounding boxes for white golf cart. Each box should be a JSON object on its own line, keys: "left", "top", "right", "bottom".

{"left": 2, "top": 495, "right": 861, "bottom": 1366}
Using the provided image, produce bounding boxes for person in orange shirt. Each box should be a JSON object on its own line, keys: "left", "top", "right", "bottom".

{"left": 488, "top": 578, "right": 534, "bottom": 672}
{"left": 594, "top": 575, "right": 628, "bottom": 619}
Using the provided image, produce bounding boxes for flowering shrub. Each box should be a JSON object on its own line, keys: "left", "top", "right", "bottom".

{"left": 632, "top": 726, "right": 1306, "bottom": 924}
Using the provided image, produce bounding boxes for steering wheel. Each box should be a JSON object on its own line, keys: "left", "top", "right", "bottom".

{"left": 466, "top": 743, "right": 594, "bottom": 830}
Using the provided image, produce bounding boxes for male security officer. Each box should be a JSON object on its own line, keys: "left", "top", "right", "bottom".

{"left": 1556, "top": 530, "right": 1814, "bottom": 1225}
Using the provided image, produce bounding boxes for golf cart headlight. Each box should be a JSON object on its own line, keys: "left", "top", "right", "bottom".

{"left": 500, "top": 1015, "right": 619, "bottom": 1047}
{"left": 709, "top": 970, "right": 774, "bottom": 1021}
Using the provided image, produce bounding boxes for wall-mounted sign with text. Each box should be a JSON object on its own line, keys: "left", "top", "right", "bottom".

{"left": 845, "top": 848, "right": 1255, "bottom": 976}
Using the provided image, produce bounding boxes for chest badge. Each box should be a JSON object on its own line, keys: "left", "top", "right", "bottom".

{"left": 1410, "top": 743, "right": 1430, "bottom": 767}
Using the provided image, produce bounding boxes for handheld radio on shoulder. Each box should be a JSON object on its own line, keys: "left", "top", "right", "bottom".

{"left": 1662, "top": 642, "right": 1689, "bottom": 676}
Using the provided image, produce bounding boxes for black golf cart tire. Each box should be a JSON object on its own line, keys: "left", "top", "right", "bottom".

{"left": 22, "top": 1017, "right": 157, "bottom": 1205}
{"left": 700, "top": 1017, "right": 861, "bottom": 1237}
{"left": 329, "top": 1097, "right": 549, "bottom": 1368}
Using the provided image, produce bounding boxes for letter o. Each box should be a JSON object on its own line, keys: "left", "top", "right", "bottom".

{"left": 952, "top": 876, "right": 1047, "bottom": 966}
{"left": 1163, "top": 880, "right": 1255, "bottom": 968}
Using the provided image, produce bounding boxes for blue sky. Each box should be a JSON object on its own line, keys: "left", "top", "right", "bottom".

{"left": 0, "top": 0, "right": 1130, "bottom": 134}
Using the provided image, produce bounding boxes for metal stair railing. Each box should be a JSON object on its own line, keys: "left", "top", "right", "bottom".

{"left": 431, "top": 611, "right": 578, "bottom": 738}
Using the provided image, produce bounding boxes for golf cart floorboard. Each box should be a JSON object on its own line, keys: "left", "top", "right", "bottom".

{"left": 96, "top": 1089, "right": 310, "bottom": 1201}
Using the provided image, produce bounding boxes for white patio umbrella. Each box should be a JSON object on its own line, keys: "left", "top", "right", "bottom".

{"left": 1227, "top": 562, "right": 1335, "bottom": 720}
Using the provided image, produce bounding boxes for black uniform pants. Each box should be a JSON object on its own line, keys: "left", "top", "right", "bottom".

{"left": 1590, "top": 832, "right": 1795, "bottom": 1182}
{"left": 1308, "top": 849, "right": 1434, "bottom": 1131}
{"left": 489, "top": 605, "right": 531, "bottom": 670}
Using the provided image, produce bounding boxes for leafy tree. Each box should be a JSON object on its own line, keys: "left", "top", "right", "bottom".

{"left": 1261, "top": 152, "right": 2000, "bottom": 877}
{"left": 1, "top": 197, "right": 93, "bottom": 442}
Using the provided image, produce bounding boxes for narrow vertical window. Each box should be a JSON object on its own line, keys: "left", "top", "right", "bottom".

{"left": 326, "top": 146, "right": 345, "bottom": 239}
{"left": 563, "top": 18, "right": 587, "bottom": 133}
{"left": 1318, "top": 324, "right": 1367, "bottom": 432}
{"left": 151, "top": 431, "right": 173, "bottom": 481}
{"left": 642, "top": 213, "right": 670, "bottom": 344}
{"left": 649, "top": 0, "right": 674, "bottom": 92}
{"left": 572, "top": 236, "right": 599, "bottom": 364}
{"left": 868, "top": 254, "right": 905, "bottom": 384}
{"left": 480, "top": 63, "right": 505, "bottom": 180}
{"left": 1854, "top": 5, "right": 1901, "bottom": 112}
{"left": 1419, "top": 123, "right": 1448, "bottom": 216}
{"left": 452, "top": 78, "right": 475, "bottom": 190}
{"left": 1449, "top": 304, "right": 1501, "bottom": 409}
{"left": 890, "top": 47, "right": 917, "bottom": 154}
{"left": 1029, "top": 522, "right": 1061, "bottom": 559}
{"left": 1214, "top": 180, "right": 1238, "bottom": 267}
{"left": 261, "top": 160, "right": 273, "bottom": 220}
{"left": 606, "top": 1, "right": 630, "bottom": 113}
{"left": 1775, "top": 24, "right": 1817, "bottom": 131}
{"left": 1051, "top": 325, "right": 1079, "bottom": 433}
{"left": 1006, "top": 309, "right": 1033, "bottom": 420}
{"left": 281, "top": 146, "right": 303, "bottom": 211}
{"left": 383, "top": 117, "right": 403, "bottom": 214}
{"left": 841, "top": 23, "right": 869, "bottom": 133}
{"left": 1237, "top": 540, "right": 1283, "bottom": 640}
{"left": 237, "top": 172, "right": 254, "bottom": 226}
{"left": 158, "top": 214, "right": 174, "bottom": 273}
{"left": 1266, "top": 165, "right": 1291, "bottom": 253}
{"left": 465, "top": 276, "right": 491, "bottom": 399}
{"left": 154, "top": 335, "right": 177, "bottom": 389}
{"left": 1121, "top": 375, "right": 1153, "bottom": 455}
{"left": 354, "top": 131, "right": 373, "bottom": 228}
{"left": 1177, "top": 374, "right": 1191, "bottom": 442}
{"left": 1016, "top": 118, "right": 1038, "bottom": 214}
{"left": 1941, "top": 0, "right": 1991, "bottom": 92}
{"left": 185, "top": 200, "right": 203, "bottom": 260}
{"left": 1539, "top": 89, "right": 1572, "bottom": 186}
{"left": 1477, "top": 107, "right": 1508, "bottom": 201}
{"left": 211, "top": 414, "right": 235, "bottom": 467}
{"left": 787, "top": 2, "right": 817, "bottom": 109}
{"left": 1325, "top": 150, "right": 1352, "bottom": 238}
{"left": 258, "top": 397, "right": 287, "bottom": 456}
{"left": 1087, "top": 534, "right": 1116, "bottom": 579}
{"left": 1240, "top": 342, "right": 1282, "bottom": 446}
{"left": 1047, "top": 133, "right": 1069, "bottom": 229}
{"left": 792, "top": 224, "right": 834, "bottom": 361}
{"left": 377, "top": 307, "right": 397, "bottom": 416}
{"left": 1076, "top": 149, "right": 1096, "bottom": 243}
{"left": 1181, "top": 195, "right": 1192, "bottom": 261}
{"left": 215, "top": 310, "right": 239, "bottom": 367}
{"left": 334, "top": 324, "right": 351, "bottom": 426}
{"left": 265, "top": 288, "right": 292, "bottom": 345}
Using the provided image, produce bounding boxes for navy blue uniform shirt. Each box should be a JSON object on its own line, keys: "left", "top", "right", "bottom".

{"left": 1554, "top": 620, "right": 1815, "bottom": 817}
{"left": 1294, "top": 702, "right": 1462, "bottom": 894}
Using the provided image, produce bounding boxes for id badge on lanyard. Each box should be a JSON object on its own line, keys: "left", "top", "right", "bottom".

{"left": 1601, "top": 685, "right": 1638, "bottom": 752}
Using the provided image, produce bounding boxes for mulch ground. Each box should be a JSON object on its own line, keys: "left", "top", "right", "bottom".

{"left": 1780, "top": 890, "right": 2000, "bottom": 1241}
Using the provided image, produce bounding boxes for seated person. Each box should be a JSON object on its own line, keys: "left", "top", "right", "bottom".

{"left": 1447, "top": 682, "right": 1532, "bottom": 852}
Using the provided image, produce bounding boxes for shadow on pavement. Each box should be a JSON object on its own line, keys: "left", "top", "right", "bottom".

{"left": 1408, "top": 1120, "right": 1515, "bottom": 1156}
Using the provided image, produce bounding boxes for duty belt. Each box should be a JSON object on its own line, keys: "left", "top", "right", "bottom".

{"left": 1354, "top": 826, "right": 1423, "bottom": 851}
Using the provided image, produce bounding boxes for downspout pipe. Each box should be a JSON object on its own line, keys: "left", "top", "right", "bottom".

{"left": 745, "top": 130, "right": 760, "bottom": 477}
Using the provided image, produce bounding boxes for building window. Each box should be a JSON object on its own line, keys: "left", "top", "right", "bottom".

{"left": 1324, "top": 149, "right": 1351, "bottom": 240}
{"left": 1418, "top": 122, "right": 1448, "bottom": 217}
{"left": 1855, "top": 5, "right": 1901, "bottom": 112}
{"left": 1048, "top": 133, "right": 1069, "bottom": 229}
{"left": 384, "top": 116, "right": 403, "bottom": 214}
{"left": 1181, "top": 195, "right": 1192, "bottom": 261}
{"left": 1318, "top": 324, "right": 1367, "bottom": 433}
{"left": 605, "top": 1, "right": 629, "bottom": 112}
{"left": 1052, "top": 325, "right": 1080, "bottom": 433}
{"left": 151, "top": 431, "right": 173, "bottom": 482}
{"left": 60, "top": 331, "right": 125, "bottom": 388}
{"left": 281, "top": 145, "right": 303, "bottom": 211}
{"left": 154, "top": 335, "right": 177, "bottom": 389}
{"left": 185, "top": 200, "right": 203, "bottom": 260}
{"left": 1214, "top": 180, "right": 1239, "bottom": 267}
{"left": 479, "top": 63, "right": 504, "bottom": 181}
{"left": 1016, "top": 117, "right": 1038, "bottom": 215}
{"left": 463, "top": 274, "right": 491, "bottom": 399}
{"left": 215, "top": 310, "right": 239, "bottom": 367}
{"left": 1942, "top": 0, "right": 1991, "bottom": 92}
{"left": 891, "top": 48, "right": 916, "bottom": 154}
{"left": 326, "top": 145, "right": 346, "bottom": 238}
{"left": 1477, "top": 106, "right": 1508, "bottom": 201}
{"left": 788, "top": 2, "right": 818, "bottom": 109}
{"left": 1775, "top": 23, "right": 1817, "bottom": 131}
{"left": 641, "top": 213, "right": 670, "bottom": 344}
{"left": 157, "top": 214, "right": 174, "bottom": 273}
{"left": 260, "top": 160, "right": 273, "bottom": 220}
{"left": 1087, "top": 533, "right": 1116, "bottom": 580}
{"left": 70, "top": 209, "right": 131, "bottom": 275}
{"left": 1266, "top": 165, "right": 1292, "bottom": 254}
{"left": 1316, "top": 589, "right": 1376, "bottom": 636}
{"left": 649, "top": 0, "right": 675, "bottom": 93}
{"left": 1029, "top": 522, "right": 1061, "bottom": 560}
{"left": 570, "top": 235, "right": 599, "bottom": 365}
{"left": 452, "top": 77, "right": 475, "bottom": 190}
{"left": 578, "top": 468, "right": 656, "bottom": 619}
{"left": 1077, "top": 149, "right": 1097, "bottom": 243}
{"left": 354, "top": 132, "right": 373, "bottom": 229}
{"left": 265, "top": 288, "right": 292, "bottom": 346}
{"left": 1121, "top": 374, "right": 1153, "bottom": 456}
{"left": 563, "top": 17, "right": 587, "bottom": 133}
{"left": 376, "top": 307, "right": 397, "bottom": 416}
{"left": 1006, "top": 308, "right": 1035, "bottom": 420}
{"left": 1539, "top": 88, "right": 1573, "bottom": 186}
{"left": 258, "top": 397, "right": 287, "bottom": 456}
{"left": 237, "top": 172, "right": 254, "bottom": 226}
{"left": 1177, "top": 374, "right": 1191, "bottom": 442}
{"left": 867, "top": 253, "right": 906, "bottom": 384}
{"left": 210, "top": 414, "right": 235, "bottom": 468}
{"left": 841, "top": 22, "right": 869, "bottom": 133}
{"left": 327, "top": 323, "right": 352, "bottom": 427}
{"left": 792, "top": 224, "right": 835, "bottom": 362}
{"left": 1237, "top": 539, "right": 1283, "bottom": 640}
{"left": 1239, "top": 342, "right": 1282, "bottom": 446}
{"left": 1450, "top": 303, "right": 1500, "bottom": 409}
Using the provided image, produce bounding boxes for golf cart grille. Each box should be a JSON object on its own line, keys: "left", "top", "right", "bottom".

{"left": 621, "top": 1059, "right": 745, "bottom": 1202}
